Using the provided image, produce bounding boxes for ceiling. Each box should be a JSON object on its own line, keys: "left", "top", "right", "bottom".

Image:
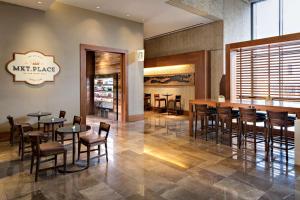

{"left": 1, "top": 0, "right": 214, "bottom": 39}
{"left": 0, "top": 0, "right": 54, "bottom": 10}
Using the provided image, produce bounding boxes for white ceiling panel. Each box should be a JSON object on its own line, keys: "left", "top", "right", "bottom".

{"left": 0, "top": 0, "right": 54, "bottom": 10}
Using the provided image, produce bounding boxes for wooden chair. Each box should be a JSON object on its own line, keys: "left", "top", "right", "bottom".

{"left": 29, "top": 132, "right": 67, "bottom": 182}
{"left": 17, "top": 125, "right": 45, "bottom": 161}
{"left": 144, "top": 93, "right": 151, "bottom": 111}
{"left": 266, "top": 110, "right": 295, "bottom": 162}
{"left": 216, "top": 107, "right": 239, "bottom": 146}
{"left": 154, "top": 94, "right": 166, "bottom": 111}
{"left": 238, "top": 107, "right": 266, "bottom": 153}
{"left": 175, "top": 95, "right": 182, "bottom": 112}
{"left": 56, "top": 116, "right": 82, "bottom": 143}
{"left": 194, "top": 104, "right": 217, "bottom": 140}
{"left": 7, "top": 115, "right": 33, "bottom": 146}
{"left": 58, "top": 110, "right": 66, "bottom": 127}
{"left": 78, "top": 122, "right": 111, "bottom": 168}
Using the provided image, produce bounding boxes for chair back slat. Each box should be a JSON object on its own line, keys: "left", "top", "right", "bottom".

{"left": 195, "top": 104, "right": 208, "bottom": 115}
{"left": 99, "top": 122, "right": 111, "bottom": 140}
{"left": 29, "top": 133, "right": 41, "bottom": 156}
{"left": 7, "top": 116, "right": 14, "bottom": 128}
{"left": 267, "top": 111, "right": 288, "bottom": 127}
{"left": 217, "top": 106, "right": 232, "bottom": 121}
{"left": 154, "top": 94, "right": 160, "bottom": 99}
{"left": 59, "top": 110, "right": 66, "bottom": 118}
{"left": 73, "top": 116, "right": 82, "bottom": 125}
{"left": 239, "top": 107, "right": 257, "bottom": 122}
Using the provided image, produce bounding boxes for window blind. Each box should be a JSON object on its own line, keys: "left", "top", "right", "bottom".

{"left": 235, "top": 40, "right": 300, "bottom": 100}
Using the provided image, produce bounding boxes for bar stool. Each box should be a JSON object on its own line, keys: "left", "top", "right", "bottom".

{"left": 194, "top": 104, "right": 217, "bottom": 140}
{"left": 154, "top": 94, "right": 166, "bottom": 111}
{"left": 216, "top": 107, "right": 239, "bottom": 146}
{"left": 266, "top": 110, "right": 295, "bottom": 162}
{"left": 238, "top": 107, "right": 267, "bottom": 153}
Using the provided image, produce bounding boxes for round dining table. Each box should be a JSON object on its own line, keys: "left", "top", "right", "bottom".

{"left": 39, "top": 117, "right": 66, "bottom": 141}
{"left": 56, "top": 124, "right": 91, "bottom": 173}
{"left": 27, "top": 112, "right": 51, "bottom": 130}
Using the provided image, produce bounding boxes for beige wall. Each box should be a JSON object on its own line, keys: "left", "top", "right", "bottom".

{"left": 0, "top": 2, "right": 144, "bottom": 132}
{"left": 144, "top": 21, "right": 224, "bottom": 99}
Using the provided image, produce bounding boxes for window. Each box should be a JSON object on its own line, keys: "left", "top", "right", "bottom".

{"left": 252, "top": 0, "right": 279, "bottom": 39}
{"left": 235, "top": 40, "right": 300, "bottom": 100}
{"left": 252, "top": 0, "right": 300, "bottom": 39}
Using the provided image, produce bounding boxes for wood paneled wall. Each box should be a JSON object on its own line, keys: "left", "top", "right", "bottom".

{"left": 144, "top": 51, "right": 211, "bottom": 99}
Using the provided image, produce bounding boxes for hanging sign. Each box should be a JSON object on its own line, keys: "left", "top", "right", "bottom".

{"left": 6, "top": 51, "right": 60, "bottom": 85}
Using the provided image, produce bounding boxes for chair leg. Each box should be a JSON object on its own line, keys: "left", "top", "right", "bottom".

{"left": 194, "top": 114, "right": 197, "bottom": 139}
{"left": 35, "top": 156, "right": 40, "bottom": 182}
{"left": 21, "top": 139, "right": 24, "bottom": 161}
{"left": 63, "top": 151, "right": 67, "bottom": 175}
{"left": 61, "top": 135, "right": 64, "bottom": 145}
{"left": 205, "top": 117, "right": 208, "bottom": 141}
{"left": 30, "top": 154, "right": 34, "bottom": 174}
{"left": 285, "top": 128, "right": 288, "bottom": 163}
{"left": 54, "top": 155, "right": 57, "bottom": 175}
{"left": 78, "top": 141, "right": 81, "bottom": 161}
{"left": 105, "top": 142, "right": 108, "bottom": 162}
{"left": 98, "top": 145, "right": 100, "bottom": 163}
{"left": 18, "top": 138, "right": 21, "bottom": 156}
{"left": 87, "top": 145, "right": 90, "bottom": 167}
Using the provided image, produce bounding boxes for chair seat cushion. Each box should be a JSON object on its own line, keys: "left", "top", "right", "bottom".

{"left": 80, "top": 135, "right": 106, "bottom": 145}
{"left": 40, "top": 142, "right": 66, "bottom": 155}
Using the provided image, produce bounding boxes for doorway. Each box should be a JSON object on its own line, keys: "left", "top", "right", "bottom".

{"left": 80, "top": 44, "right": 128, "bottom": 124}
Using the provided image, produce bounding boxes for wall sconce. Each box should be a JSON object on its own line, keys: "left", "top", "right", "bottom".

{"left": 136, "top": 49, "right": 145, "bottom": 62}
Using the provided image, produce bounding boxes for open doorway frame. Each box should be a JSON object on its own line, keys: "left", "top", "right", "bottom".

{"left": 80, "top": 44, "right": 128, "bottom": 124}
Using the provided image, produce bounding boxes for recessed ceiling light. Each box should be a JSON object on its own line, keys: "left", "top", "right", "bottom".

{"left": 126, "top": 14, "right": 130, "bottom": 17}
{"left": 96, "top": 6, "right": 100, "bottom": 9}
{"left": 37, "top": 1, "right": 43, "bottom": 4}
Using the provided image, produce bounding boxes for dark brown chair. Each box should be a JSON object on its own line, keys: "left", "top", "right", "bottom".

{"left": 266, "top": 111, "right": 295, "bottom": 162}
{"left": 56, "top": 115, "right": 82, "bottom": 143}
{"left": 58, "top": 110, "right": 66, "bottom": 127}
{"left": 7, "top": 116, "right": 33, "bottom": 146}
{"left": 154, "top": 94, "right": 166, "bottom": 112}
{"left": 144, "top": 93, "right": 151, "bottom": 111}
{"left": 73, "top": 116, "right": 82, "bottom": 125}
{"left": 29, "top": 132, "right": 67, "bottom": 182}
{"left": 78, "top": 122, "right": 111, "bottom": 167}
{"left": 238, "top": 107, "right": 266, "bottom": 153}
{"left": 175, "top": 95, "right": 182, "bottom": 112}
{"left": 194, "top": 104, "right": 217, "bottom": 140}
{"left": 216, "top": 107, "right": 239, "bottom": 146}
{"left": 17, "top": 125, "right": 45, "bottom": 161}
{"left": 167, "top": 100, "right": 176, "bottom": 115}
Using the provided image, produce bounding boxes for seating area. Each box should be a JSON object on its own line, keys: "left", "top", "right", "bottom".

{"left": 192, "top": 102, "right": 295, "bottom": 163}
{"left": 2, "top": 0, "right": 300, "bottom": 199}
{"left": 144, "top": 93, "right": 183, "bottom": 115}
{"left": 6, "top": 111, "right": 111, "bottom": 182}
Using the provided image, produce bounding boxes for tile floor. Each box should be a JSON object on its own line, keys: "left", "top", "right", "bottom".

{"left": 0, "top": 112, "right": 299, "bottom": 200}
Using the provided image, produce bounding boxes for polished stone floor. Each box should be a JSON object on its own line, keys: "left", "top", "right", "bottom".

{"left": 0, "top": 112, "right": 299, "bottom": 200}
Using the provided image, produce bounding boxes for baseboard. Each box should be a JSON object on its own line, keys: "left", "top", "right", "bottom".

{"left": 128, "top": 114, "right": 144, "bottom": 122}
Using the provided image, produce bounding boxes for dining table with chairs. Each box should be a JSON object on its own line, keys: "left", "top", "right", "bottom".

{"left": 7, "top": 110, "right": 111, "bottom": 181}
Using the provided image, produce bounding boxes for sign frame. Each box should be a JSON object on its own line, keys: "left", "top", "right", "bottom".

{"left": 6, "top": 51, "right": 61, "bottom": 85}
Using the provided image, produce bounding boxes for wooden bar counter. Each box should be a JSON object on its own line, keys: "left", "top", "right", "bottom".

{"left": 189, "top": 99, "right": 300, "bottom": 136}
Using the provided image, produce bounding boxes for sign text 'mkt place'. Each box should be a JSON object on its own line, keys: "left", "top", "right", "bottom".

{"left": 12, "top": 65, "right": 56, "bottom": 73}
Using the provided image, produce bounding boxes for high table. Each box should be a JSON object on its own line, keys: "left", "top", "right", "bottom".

{"left": 163, "top": 94, "right": 173, "bottom": 112}
{"left": 39, "top": 117, "right": 66, "bottom": 141}
{"left": 27, "top": 112, "right": 51, "bottom": 130}
{"left": 189, "top": 99, "right": 300, "bottom": 165}
{"left": 56, "top": 125, "right": 91, "bottom": 173}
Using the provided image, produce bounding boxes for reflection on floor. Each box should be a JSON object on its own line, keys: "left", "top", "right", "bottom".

{"left": 0, "top": 111, "right": 299, "bottom": 199}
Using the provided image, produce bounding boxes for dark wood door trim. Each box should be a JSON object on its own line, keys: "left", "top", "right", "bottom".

{"left": 80, "top": 44, "right": 128, "bottom": 123}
